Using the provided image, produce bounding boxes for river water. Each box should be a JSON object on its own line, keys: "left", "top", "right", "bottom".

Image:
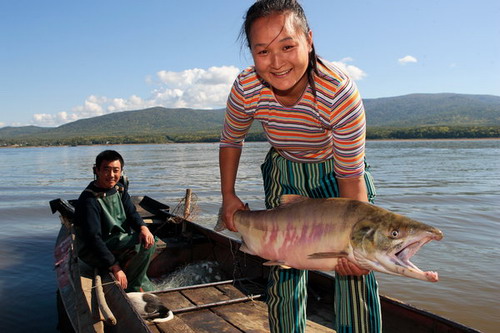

{"left": 0, "top": 140, "right": 498, "bottom": 332}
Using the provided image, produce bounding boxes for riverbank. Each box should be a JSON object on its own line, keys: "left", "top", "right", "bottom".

{"left": 2, "top": 136, "right": 499, "bottom": 149}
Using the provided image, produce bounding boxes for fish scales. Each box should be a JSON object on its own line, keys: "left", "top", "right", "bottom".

{"left": 221, "top": 194, "right": 443, "bottom": 282}
{"left": 236, "top": 197, "right": 365, "bottom": 270}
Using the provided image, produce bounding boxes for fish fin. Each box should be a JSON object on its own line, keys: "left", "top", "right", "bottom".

{"left": 263, "top": 260, "right": 291, "bottom": 269}
{"left": 214, "top": 207, "right": 226, "bottom": 231}
{"left": 279, "top": 194, "right": 308, "bottom": 206}
{"left": 308, "top": 252, "right": 349, "bottom": 259}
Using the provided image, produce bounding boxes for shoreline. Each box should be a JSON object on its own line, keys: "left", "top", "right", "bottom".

{"left": 1, "top": 137, "right": 499, "bottom": 149}
{"left": 367, "top": 137, "right": 500, "bottom": 142}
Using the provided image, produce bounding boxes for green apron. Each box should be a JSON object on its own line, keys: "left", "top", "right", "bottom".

{"left": 81, "top": 189, "right": 156, "bottom": 292}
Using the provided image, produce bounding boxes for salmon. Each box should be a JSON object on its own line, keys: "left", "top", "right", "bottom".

{"left": 216, "top": 194, "right": 443, "bottom": 282}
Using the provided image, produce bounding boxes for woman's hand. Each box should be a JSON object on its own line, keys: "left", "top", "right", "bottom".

{"left": 336, "top": 176, "right": 371, "bottom": 276}
{"left": 221, "top": 194, "right": 246, "bottom": 232}
{"left": 139, "top": 225, "right": 155, "bottom": 249}
{"left": 335, "top": 258, "right": 370, "bottom": 276}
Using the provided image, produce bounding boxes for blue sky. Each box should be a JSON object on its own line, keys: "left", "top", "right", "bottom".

{"left": 1, "top": 0, "right": 499, "bottom": 127}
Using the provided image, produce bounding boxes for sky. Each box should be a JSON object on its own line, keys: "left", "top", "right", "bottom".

{"left": 1, "top": 0, "right": 499, "bottom": 128}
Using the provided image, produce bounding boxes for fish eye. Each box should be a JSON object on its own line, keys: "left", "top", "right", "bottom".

{"left": 390, "top": 230, "right": 399, "bottom": 238}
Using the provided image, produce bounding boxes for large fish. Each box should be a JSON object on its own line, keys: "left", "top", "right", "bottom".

{"left": 216, "top": 195, "right": 443, "bottom": 282}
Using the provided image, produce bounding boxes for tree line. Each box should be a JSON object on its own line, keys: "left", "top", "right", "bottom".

{"left": 1, "top": 125, "right": 498, "bottom": 147}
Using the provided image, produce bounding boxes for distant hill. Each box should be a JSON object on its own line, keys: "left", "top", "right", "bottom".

{"left": 364, "top": 93, "right": 500, "bottom": 126}
{"left": 43, "top": 107, "right": 228, "bottom": 138}
{"left": 1, "top": 93, "right": 499, "bottom": 145}
{"left": 0, "top": 125, "right": 51, "bottom": 139}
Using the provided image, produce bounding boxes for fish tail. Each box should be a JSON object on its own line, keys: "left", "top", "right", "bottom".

{"left": 214, "top": 207, "right": 227, "bottom": 232}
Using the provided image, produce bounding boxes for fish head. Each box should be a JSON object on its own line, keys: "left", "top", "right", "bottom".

{"left": 351, "top": 206, "right": 443, "bottom": 282}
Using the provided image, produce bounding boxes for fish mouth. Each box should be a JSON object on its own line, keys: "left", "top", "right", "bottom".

{"left": 394, "top": 238, "right": 431, "bottom": 270}
{"left": 388, "top": 232, "right": 442, "bottom": 282}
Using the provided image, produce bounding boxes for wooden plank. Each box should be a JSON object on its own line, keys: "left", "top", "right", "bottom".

{"left": 305, "top": 320, "right": 336, "bottom": 333}
{"left": 157, "top": 291, "right": 194, "bottom": 310}
{"left": 152, "top": 308, "right": 240, "bottom": 333}
{"left": 146, "top": 322, "right": 161, "bottom": 333}
{"left": 214, "top": 300, "right": 270, "bottom": 332}
{"left": 214, "top": 299, "right": 334, "bottom": 333}
{"left": 181, "top": 285, "right": 232, "bottom": 305}
{"left": 177, "top": 309, "right": 241, "bottom": 333}
{"left": 56, "top": 224, "right": 105, "bottom": 333}
{"left": 100, "top": 272, "right": 153, "bottom": 333}
{"left": 80, "top": 274, "right": 104, "bottom": 331}
{"left": 153, "top": 315, "right": 197, "bottom": 333}
{"left": 216, "top": 282, "right": 247, "bottom": 299}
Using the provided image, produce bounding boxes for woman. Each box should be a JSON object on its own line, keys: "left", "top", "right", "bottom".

{"left": 219, "top": 1, "right": 381, "bottom": 332}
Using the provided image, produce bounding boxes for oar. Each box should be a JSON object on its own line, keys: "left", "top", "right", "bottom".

{"left": 94, "top": 270, "right": 117, "bottom": 326}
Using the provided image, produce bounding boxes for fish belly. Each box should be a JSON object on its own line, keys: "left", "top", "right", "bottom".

{"left": 238, "top": 218, "right": 349, "bottom": 271}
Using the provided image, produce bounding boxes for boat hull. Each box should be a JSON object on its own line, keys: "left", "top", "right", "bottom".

{"left": 52, "top": 195, "right": 479, "bottom": 333}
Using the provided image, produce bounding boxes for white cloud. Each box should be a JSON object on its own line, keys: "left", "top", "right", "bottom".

{"left": 33, "top": 112, "right": 79, "bottom": 126}
{"left": 398, "top": 55, "right": 418, "bottom": 65}
{"left": 154, "top": 66, "right": 240, "bottom": 108}
{"left": 29, "top": 61, "right": 367, "bottom": 127}
{"left": 332, "top": 58, "right": 367, "bottom": 81}
{"left": 32, "top": 65, "right": 241, "bottom": 127}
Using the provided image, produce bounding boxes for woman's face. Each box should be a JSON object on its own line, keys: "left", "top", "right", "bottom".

{"left": 249, "top": 13, "right": 312, "bottom": 99}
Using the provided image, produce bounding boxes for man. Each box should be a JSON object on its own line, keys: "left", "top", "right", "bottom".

{"left": 74, "top": 150, "right": 155, "bottom": 292}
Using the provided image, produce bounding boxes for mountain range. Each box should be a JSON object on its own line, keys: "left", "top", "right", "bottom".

{"left": 1, "top": 93, "right": 499, "bottom": 145}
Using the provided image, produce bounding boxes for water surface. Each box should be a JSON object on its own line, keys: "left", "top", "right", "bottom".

{"left": 0, "top": 140, "right": 498, "bottom": 332}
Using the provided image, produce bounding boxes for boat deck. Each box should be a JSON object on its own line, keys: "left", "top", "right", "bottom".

{"left": 146, "top": 280, "right": 334, "bottom": 333}
{"left": 52, "top": 195, "right": 481, "bottom": 333}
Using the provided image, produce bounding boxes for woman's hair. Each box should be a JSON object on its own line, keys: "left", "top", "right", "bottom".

{"left": 95, "top": 150, "right": 124, "bottom": 169}
{"left": 241, "top": 0, "right": 320, "bottom": 92}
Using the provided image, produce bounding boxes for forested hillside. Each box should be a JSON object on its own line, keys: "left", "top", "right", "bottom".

{"left": 1, "top": 93, "right": 499, "bottom": 146}
{"left": 364, "top": 93, "right": 500, "bottom": 126}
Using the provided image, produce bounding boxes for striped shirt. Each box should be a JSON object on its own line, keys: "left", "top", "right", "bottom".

{"left": 220, "top": 59, "right": 366, "bottom": 178}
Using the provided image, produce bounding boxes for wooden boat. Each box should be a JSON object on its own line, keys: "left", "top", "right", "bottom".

{"left": 52, "top": 194, "right": 480, "bottom": 333}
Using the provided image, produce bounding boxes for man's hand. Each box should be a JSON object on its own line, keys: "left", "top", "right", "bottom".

{"left": 335, "top": 258, "right": 370, "bottom": 276}
{"left": 110, "top": 264, "right": 128, "bottom": 289}
{"left": 139, "top": 225, "right": 155, "bottom": 249}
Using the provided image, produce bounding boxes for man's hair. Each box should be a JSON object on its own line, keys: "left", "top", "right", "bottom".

{"left": 95, "top": 150, "right": 125, "bottom": 169}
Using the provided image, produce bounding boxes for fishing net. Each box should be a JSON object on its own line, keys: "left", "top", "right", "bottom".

{"left": 169, "top": 190, "right": 200, "bottom": 223}
{"left": 151, "top": 261, "right": 225, "bottom": 290}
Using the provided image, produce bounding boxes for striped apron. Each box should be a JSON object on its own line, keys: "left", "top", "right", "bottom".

{"left": 261, "top": 148, "right": 381, "bottom": 333}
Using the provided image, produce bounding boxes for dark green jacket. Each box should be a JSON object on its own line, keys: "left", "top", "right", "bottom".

{"left": 74, "top": 181, "right": 146, "bottom": 268}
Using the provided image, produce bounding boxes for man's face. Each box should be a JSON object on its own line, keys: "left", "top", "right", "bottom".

{"left": 95, "top": 159, "right": 122, "bottom": 189}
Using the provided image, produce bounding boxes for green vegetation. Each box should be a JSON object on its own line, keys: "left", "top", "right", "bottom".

{"left": 367, "top": 126, "right": 500, "bottom": 140}
{"left": 2, "top": 125, "right": 498, "bottom": 147}
{"left": 364, "top": 93, "right": 500, "bottom": 127}
{"left": 1, "top": 93, "right": 499, "bottom": 147}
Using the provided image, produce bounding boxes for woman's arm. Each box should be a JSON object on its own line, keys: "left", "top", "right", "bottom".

{"left": 219, "top": 147, "right": 246, "bottom": 232}
{"left": 338, "top": 176, "right": 368, "bottom": 202}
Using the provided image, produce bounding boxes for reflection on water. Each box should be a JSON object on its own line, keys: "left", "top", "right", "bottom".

{"left": 0, "top": 140, "right": 498, "bottom": 332}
